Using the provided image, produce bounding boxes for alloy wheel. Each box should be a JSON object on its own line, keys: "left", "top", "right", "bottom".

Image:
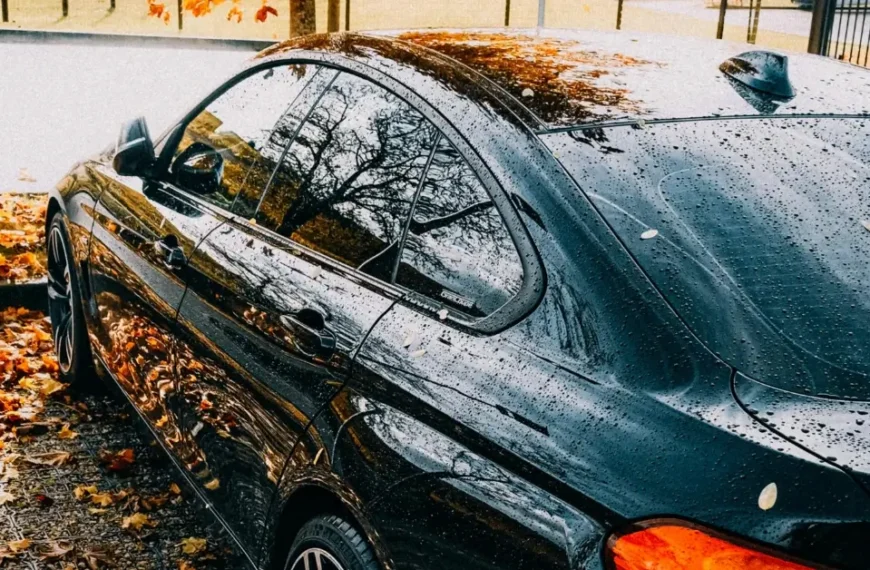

{"left": 47, "top": 224, "right": 75, "bottom": 374}
{"left": 288, "top": 548, "right": 345, "bottom": 570}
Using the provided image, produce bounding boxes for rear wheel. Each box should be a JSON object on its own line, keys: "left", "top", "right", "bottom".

{"left": 284, "top": 515, "right": 379, "bottom": 570}
{"left": 46, "top": 213, "right": 95, "bottom": 388}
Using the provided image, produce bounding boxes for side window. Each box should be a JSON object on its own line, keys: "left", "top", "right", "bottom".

{"left": 255, "top": 72, "right": 438, "bottom": 280}
{"left": 396, "top": 138, "right": 524, "bottom": 317}
{"left": 168, "top": 64, "right": 320, "bottom": 211}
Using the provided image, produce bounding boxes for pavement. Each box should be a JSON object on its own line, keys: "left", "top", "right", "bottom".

{"left": 0, "top": 37, "right": 255, "bottom": 193}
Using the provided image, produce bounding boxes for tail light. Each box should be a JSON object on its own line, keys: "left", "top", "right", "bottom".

{"left": 607, "top": 521, "right": 820, "bottom": 570}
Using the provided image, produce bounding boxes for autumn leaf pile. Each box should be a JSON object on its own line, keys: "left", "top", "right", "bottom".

{"left": 0, "top": 194, "right": 48, "bottom": 284}
{"left": 0, "top": 307, "right": 222, "bottom": 568}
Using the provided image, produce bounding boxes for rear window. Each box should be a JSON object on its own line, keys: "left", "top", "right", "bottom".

{"left": 544, "top": 118, "right": 870, "bottom": 398}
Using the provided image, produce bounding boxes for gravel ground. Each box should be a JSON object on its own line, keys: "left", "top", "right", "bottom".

{"left": 0, "top": 309, "right": 249, "bottom": 570}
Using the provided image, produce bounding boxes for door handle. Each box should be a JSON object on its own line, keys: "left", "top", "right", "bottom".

{"left": 153, "top": 235, "right": 186, "bottom": 270}
{"left": 279, "top": 307, "right": 336, "bottom": 358}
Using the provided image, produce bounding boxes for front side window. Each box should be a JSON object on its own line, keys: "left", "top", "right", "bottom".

{"left": 169, "top": 64, "right": 320, "bottom": 210}
{"left": 396, "top": 138, "right": 524, "bottom": 317}
{"left": 255, "top": 72, "right": 439, "bottom": 280}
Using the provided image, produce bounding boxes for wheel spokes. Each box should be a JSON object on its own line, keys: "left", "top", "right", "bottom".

{"left": 47, "top": 277, "right": 68, "bottom": 302}
{"left": 292, "top": 548, "right": 341, "bottom": 570}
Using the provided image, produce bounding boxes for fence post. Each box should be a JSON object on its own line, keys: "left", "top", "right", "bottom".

{"left": 177, "top": 0, "right": 183, "bottom": 30}
{"left": 808, "top": 0, "right": 836, "bottom": 54}
{"left": 504, "top": 0, "right": 511, "bottom": 26}
{"left": 716, "top": 0, "right": 728, "bottom": 39}
{"left": 327, "top": 0, "right": 339, "bottom": 31}
{"left": 1, "top": 0, "right": 7, "bottom": 23}
{"left": 537, "top": 0, "right": 545, "bottom": 27}
{"left": 62, "top": 0, "right": 68, "bottom": 17}
{"left": 747, "top": 0, "right": 761, "bottom": 43}
{"left": 616, "top": 0, "right": 624, "bottom": 29}
{"left": 345, "top": 0, "right": 351, "bottom": 30}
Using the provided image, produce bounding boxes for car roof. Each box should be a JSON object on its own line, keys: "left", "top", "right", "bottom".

{"left": 258, "top": 29, "right": 870, "bottom": 132}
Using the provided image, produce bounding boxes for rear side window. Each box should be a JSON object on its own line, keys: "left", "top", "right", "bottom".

{"left": 255, "top": 72, "right": 438, "bottom": 281}
{"left": 169, "top": 64, "right": 320, "bottom": 211}
{"left": 396, "top": 138, "right": 524, "bottom": 317}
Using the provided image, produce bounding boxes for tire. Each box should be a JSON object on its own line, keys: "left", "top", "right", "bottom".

{"left": 283, "top": 515, "right": 379, "bottom": 570}
{"left": 46, "top": 212, "right": 95, "bottom": 389}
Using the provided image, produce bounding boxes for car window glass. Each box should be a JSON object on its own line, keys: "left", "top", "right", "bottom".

{"left": 396, "top": 138, "right": 523, "bottom": 317}
{"left": 255, "top": 72, "right": 439, "bottom": 281}
{"left": 169, "top": 64, "right": 320, "bottom": 211}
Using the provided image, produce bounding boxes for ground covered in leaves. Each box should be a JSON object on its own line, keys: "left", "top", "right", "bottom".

{"left": 0, "top": 194, "right": 47, "bottom": 285}
{"left": 0, "top": 193, "right": 247, "bottom": 569}
{"left": 0, "top": 310, "right": 248, "bottom": 570}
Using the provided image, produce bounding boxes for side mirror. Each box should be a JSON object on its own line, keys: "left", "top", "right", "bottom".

{"left": 172, "top": 142, "right": 224, "bottom": 196}
{"left": 113, "top": 117, "right": 155, "bottom": 177}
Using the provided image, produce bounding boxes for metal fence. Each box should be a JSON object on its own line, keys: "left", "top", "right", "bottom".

{"left": 808, "top": 0, "right": 870, "bottom": 65}
{"left": 0, "top": 0, "right": 867, "bottom": 68}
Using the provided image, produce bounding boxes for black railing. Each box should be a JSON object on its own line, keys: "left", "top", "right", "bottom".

{"left": 810, "top": 0, "right": 870, "bottom": 66}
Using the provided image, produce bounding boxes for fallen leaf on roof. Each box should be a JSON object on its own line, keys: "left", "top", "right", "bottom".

{"left": 203, "top": 478, "right": 220, "bottom": 491}
{"left": 0, "top": 491, "right": 16, "bottom": 505}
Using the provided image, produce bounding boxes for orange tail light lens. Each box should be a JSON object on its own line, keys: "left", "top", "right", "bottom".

{"left": 608, "top": 524, "right": 818, "bottom": 570}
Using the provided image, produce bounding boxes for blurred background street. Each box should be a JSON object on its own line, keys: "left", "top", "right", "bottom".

{"left": 0, "top": 39, "right": 253, "bottom": 192}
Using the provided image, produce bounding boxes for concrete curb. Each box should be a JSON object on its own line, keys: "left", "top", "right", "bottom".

{"left": 0, "top": 279, "right": 48, "bottom": 312}
{"left": 0, "top": 27, "right": 273, "bottom": 51}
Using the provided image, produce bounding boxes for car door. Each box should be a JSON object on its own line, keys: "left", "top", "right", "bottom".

{"left": 87, "top": 62, "right": 322, "bottom": 455}
{"left": 311, "top": 135, "right": 590, "bottom": 570}
{"left": 172, "top": 68, "right": 440, "bottom": 549}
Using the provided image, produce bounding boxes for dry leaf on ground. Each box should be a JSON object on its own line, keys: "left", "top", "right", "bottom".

{"left": 99, "top": 448, "right": 135, "bottom": 473}
{"left": 36, "top": 540, "right": 74, "bottom": 560}
{"left": 122, "top": 512, "right": 157, "bottom": 532}
{"left": 7, "top": 538, "right": 31, "bottom": 553}
{"left": 57, "top": 423, "right": 79, "bottom": 439}
{"left": 180, "top": 537, "right": 207, "bottom": 555}
{"left": 23, "top": 450, "right": 72, "bottom": 467}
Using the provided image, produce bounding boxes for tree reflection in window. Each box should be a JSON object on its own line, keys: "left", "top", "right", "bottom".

{"left": 255, "top": 72, "right": 438, "bottom": 281}
{"left": 170, "top": 64, "right": 320, "bottom": 212}
{"left": 397, "top": 139, "right": 523, "bottom": 317}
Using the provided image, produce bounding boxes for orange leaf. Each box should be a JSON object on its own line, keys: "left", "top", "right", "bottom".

{"left": 99, "top": 448, "right": 135, "bottom": 473}
{"left": 255, "top": 3, "right": 278, "bottom": 22}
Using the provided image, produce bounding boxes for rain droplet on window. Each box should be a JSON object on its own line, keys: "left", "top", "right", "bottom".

{"left": 438, "top": 309, "right": 449, "bottom": 321}
{"left": 640, "top": 229, "right": 659, "bottom": 240}
{"left": 522, "top": 88, "right": 534, "bottom": 98}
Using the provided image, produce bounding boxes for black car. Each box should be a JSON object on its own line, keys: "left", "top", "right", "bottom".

{"left": 46, "top": 29, "right": 870, "bottom": 570}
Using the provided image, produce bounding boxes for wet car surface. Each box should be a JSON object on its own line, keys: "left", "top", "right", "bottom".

{"left": 47, "top": 29, "right": 869, "bottom": 570}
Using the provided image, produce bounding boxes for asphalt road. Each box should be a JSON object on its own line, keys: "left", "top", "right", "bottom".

{"left": 0, "top": 37, "right": 255, "bottom": 192}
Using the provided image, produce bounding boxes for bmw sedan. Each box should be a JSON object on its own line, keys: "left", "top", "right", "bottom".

{"left": 46, "top": 29, "right": 870, "bottom": 570}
